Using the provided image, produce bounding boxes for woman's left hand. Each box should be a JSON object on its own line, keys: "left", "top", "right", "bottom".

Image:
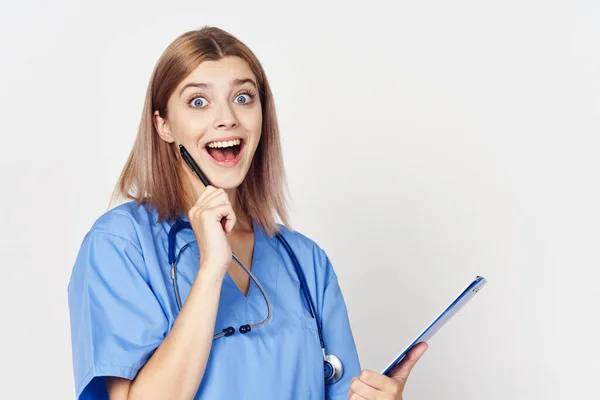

{"left": 348, "top": 342, "right": 427, "bottom": 400}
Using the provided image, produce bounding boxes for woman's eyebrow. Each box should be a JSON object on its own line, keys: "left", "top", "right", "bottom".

{"left": 179, "top": 78, "right": 257, "bottom": 97}
{"left": 232, "top": 78, "right": 257, "bottom": 88}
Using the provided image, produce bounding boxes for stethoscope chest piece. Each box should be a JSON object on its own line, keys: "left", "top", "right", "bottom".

{"left": 324, "top": 352, "right": 343, "bottom": 385}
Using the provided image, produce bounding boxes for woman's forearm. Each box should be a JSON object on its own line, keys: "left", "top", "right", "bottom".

{"left": 127, "top": 265, "right": 225, "bottom": 400}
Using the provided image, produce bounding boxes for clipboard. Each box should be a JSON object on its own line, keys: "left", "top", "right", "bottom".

{"left": 381, "top": 275, "right": 487, "bottom": 376}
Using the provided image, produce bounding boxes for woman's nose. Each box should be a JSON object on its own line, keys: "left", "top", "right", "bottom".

{"left": 212, "top": 103, "right": 238, "bottom": 129}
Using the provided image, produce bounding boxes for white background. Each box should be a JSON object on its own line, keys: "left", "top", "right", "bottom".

{"left": 1, "top": 1, "right": 599, "bottom": 399}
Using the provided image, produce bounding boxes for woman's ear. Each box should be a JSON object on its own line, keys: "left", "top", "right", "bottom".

{"left": 153, "top": 110, "right": 175, "bottom": 143}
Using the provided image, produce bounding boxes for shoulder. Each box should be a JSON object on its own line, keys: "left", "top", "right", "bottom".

{"left": 275, "top": 224, "right": 336, "bottom": 282}
{"left": 275, "top": 224, "right": 319, "bottom": 249}
{"left": 275, "top": 224, "right": 326, "bottom": 256}
{"left": 69, "top": 201, "right": 156, "bottom": 289}
{"left": 83, "top": 200, "right": 157, "bottom": 251}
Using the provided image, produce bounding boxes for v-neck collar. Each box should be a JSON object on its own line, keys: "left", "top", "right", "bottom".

{"left": 224, "top": 219, "right": 281, "bottom": 324}
{"left": 223, "top": 219, "right": 264, "bottom": 298}
{"left": 166, "top": 216, "right": 269, "bottom": 298}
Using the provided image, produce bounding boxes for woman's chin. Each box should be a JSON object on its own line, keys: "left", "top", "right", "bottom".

{"left": 207, "top": 171, "right": 247, "bottom": 190}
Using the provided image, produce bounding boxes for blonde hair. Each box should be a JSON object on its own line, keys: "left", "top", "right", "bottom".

{"left": 112, "top": 26, "right": 290, "bottom": 237}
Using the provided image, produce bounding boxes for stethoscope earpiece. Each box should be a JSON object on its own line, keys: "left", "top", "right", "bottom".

{"left": 222, "top": 327, "right": 235, "bottom": 337}
{"left": 239, "top": 324, "right": 252, "bottom": 334}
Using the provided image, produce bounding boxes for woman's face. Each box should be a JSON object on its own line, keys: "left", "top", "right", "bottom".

{"left": 155, "top": 56, "right": 262, "bottom": 190}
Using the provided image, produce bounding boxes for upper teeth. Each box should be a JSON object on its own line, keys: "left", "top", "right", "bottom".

{"left": 207, "top": 139, "right": 241, "bottom": 148}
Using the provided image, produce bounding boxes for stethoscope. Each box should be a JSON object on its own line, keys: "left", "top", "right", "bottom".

{"left": 164, "top": 144, "right": 344, "bottom": 385}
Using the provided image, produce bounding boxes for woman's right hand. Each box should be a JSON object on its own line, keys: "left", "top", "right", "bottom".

{"left": 188, "top": 186, "right": 236, "bottom": 273}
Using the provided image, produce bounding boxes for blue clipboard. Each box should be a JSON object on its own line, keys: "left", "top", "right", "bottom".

{"left": 381, "top": 275, "right": 487, "bottom": 376}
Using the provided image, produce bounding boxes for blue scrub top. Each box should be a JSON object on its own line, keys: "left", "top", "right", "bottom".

{"left": 67, "top": 201, "right": 361, "bottom": 399}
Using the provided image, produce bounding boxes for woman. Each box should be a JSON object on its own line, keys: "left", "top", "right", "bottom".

{"left": 67, "top": 26, "right": 426, "bottom": 400}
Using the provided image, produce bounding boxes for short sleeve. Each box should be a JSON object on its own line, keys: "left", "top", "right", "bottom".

{"left": 67, "top": 231, "right": 169, "bottom": 399}
{"left": 319, "top": 256, "right": 362, "bottom": 399}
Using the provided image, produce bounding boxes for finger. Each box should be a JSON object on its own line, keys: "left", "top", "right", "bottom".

{"left": 192, "top": 192, "right": 230, "bottom": 219}
{"left": 189, "top": 191, "right": 227, "bottom": 220}
{"left": 191, "top": 186, "right": 218, "bottom": 212}
{"left": 349, "top": 377, "right": 380, "bottom": 399}
{"left": 223, "top": 208, "right": 237, "bottom": 233}
{"left": 201, "top": 189, "right": 231, "bottom": 209}
{"left": 356, "top": 369, "right": 399, "bottom": 394}
{"left": 197, "top": 185, "right": 217, "bottom": 199}
{"left": 205, "top": 204, "right": 236, "bottom": 233}
{"left": 196, "top": 186, "right": 222, "bottom": 204}
{"left": 389, "top": 342, "right": 428, "bottom": 385}
{"left": 347, "top": 389, "right": 368, "bottom": 400}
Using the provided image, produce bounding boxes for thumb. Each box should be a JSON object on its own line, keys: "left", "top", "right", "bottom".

{"left": 389, "top": 342, "right": 428, "bottom": 387}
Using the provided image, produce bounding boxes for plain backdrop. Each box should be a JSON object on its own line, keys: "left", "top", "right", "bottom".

{"left": 1, "top": 0, "right": 599, "bottom": 399}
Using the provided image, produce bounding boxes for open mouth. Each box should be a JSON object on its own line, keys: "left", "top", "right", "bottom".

{"left": 205, "top": 138, "right": 245, "bottom": 163}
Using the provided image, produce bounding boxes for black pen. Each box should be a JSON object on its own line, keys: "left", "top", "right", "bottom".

{"left": 179, "top": 144, "right": 212, "bottom": 187}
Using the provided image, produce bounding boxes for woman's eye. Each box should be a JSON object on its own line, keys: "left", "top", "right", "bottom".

{"left": 190, "top": 97, "right": 208, "bottom": 108}
{"left": 234, "top": 94, "right": 252, "bottom": 104}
